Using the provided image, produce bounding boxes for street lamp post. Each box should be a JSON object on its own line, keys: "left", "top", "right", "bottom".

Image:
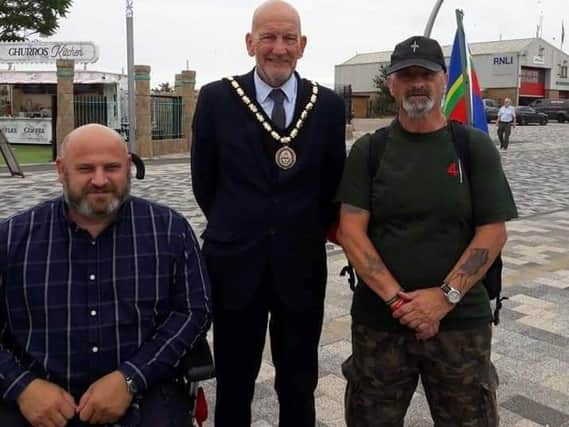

{"left": 126, "top": 0, "right": 136, "bottom": 152}
{"left": 424, "top": 0, "right": 445, "bottom": 37}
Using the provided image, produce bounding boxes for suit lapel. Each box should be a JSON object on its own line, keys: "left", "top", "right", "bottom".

{"left": 291, "top": 72, "right": 312, "bottom": 129}
{"left": 234, "top": 70, "right": 273, "bottom": 179}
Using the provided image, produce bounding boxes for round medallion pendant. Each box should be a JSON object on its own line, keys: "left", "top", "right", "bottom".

{"left": 275, "top": 146, "right": 297, "bottom": 170}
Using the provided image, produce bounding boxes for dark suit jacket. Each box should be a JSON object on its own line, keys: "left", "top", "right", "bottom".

{"left": 191, "top": 70, "right": 346, "bottom": 309}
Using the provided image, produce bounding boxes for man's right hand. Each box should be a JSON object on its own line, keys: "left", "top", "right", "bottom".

{"left": 17, "top": 379, "right": 76, "bottom": 427}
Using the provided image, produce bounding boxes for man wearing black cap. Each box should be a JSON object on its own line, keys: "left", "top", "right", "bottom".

{"left": 335, "top": 36, "right": 517, "bottom": 426}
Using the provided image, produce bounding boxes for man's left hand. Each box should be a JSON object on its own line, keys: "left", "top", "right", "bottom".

{"left": 414, "top": 320, "right": 440, "bottom": 341}
{"left": 77, "top": 371, "right": 133, "bottom": 424}
{"left": 392, "top": 288, "right": 454, "bottom": 332}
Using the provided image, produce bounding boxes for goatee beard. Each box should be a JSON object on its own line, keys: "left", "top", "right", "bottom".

{"left": 402, "top": 96, "right": 435, "bottom": 118}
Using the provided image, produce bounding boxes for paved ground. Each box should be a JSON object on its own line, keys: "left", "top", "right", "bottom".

{"left": 1, "top": 121, "right": 569, "bottom": 426}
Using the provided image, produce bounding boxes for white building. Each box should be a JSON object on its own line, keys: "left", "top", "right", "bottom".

{"left": 0, "top": 70, "right": 127, "bottom": 145}
{"left": 335, "top": 37, "right": 569, "bottom": 118}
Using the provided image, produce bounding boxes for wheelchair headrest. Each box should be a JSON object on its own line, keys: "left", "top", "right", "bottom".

{"left": 129, "top": 152, "right": 145, "bottom": 180}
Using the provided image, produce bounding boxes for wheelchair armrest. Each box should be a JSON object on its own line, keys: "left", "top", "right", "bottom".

{"left": 180, "top": 337, "right": 216, "bottom": 382}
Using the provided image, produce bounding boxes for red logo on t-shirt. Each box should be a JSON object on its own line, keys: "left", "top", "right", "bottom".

{"left": 447, "top": 162, "right": 459, "bottom": 177}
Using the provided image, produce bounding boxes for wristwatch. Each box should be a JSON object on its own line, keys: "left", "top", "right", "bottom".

{"left": 440, "top": 282, "right": 462, "bottom": 304}
{"left": 124, "top": 376, "right": 139, "bottom": 395}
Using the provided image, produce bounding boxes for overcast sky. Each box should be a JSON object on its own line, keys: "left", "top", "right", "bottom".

{"left": 12, "top": 0, "right": 569, "bottom": 88}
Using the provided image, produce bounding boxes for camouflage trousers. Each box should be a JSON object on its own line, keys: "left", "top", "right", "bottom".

{"left": 342, "top": 322, "right": 499, "bottom": 427}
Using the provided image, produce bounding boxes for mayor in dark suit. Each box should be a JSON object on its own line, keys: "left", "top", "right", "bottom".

{"left": 191, "top": 1, "right": 346, "bottom": 425}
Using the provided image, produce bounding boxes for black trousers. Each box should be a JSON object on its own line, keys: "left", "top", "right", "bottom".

{"left": 497, "top": 121, "right": 512, "bottom": 149}
{"left": 0, "top": 381, "right": 192, "bottom": 427}
{"left": 213, "top": 274, "right": 324, "bottom": 427}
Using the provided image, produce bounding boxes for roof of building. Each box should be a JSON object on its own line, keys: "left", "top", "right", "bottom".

{"left": 339, "top": 37, "right": 537, "bottom": 66}
{"left": 0, "top": 70, "right": 126, "bottom": 85}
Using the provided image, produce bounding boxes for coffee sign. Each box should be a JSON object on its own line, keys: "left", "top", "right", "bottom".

{"left": 0, "top": 41, "right": 99, "bottom": 64}
{"left": 0, "top": 118, "right": 52, "bottom": 145}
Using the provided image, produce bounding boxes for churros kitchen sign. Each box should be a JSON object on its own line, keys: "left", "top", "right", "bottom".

{"left": 0, "top": 41, "right": 99, "bottom": 64}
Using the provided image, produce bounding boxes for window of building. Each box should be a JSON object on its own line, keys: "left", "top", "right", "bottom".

{"left": 521, "top": 68, "right": 539, "bottom": 83}
{"left": 561, "top": 66, "right": 568, "bottom": 79}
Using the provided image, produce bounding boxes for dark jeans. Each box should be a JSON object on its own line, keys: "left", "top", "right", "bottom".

{"left": 0, "top": 381, "right": 193, "bottom": 427}
{"left": 343, "top": 322, "right": 499, "bottom": 427}
{"left": 213, "top": 276, "right": 324, "bottom": 427}
{"left": 497, "top": 121, "right": 512, "bottom": 149}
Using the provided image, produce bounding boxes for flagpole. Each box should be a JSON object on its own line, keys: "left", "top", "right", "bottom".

{"left": 562, "top": 20, "right": 565, "bottom": 51}
{"left": 424, "top": 0, "right": 445, "bottom": 37}
{"left": 455, "top": 9, "right": 473, "bottom": 127}
{"left": 126, "top": 0, "right": 136, "bottom": 153}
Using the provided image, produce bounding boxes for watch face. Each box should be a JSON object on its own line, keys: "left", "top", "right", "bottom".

{"left": 126, "top": 378, "right": 138, "bottom": 394}
{"left": 448, "top": 289, "right": 461, "bottom": 304}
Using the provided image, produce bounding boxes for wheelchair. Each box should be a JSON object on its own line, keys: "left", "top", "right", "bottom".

{"left": 180, "top": 336, "right": 216, "bottom": 427}
{"left": 130, "top": 153, "right": 215, "bottom": 426}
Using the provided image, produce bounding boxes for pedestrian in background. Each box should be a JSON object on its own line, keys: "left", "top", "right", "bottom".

{"left": 497, "top": 97, "right": 516, "bottom": 150}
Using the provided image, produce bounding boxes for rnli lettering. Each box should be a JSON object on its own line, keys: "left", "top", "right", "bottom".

{"left": 493, "top": 56, "right": 514, "bottom": 65}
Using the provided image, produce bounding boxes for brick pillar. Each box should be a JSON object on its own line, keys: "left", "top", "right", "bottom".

{"left": 178, "top": 70, "right": 196, "bottom": 150}
{"left": 135, "top": 65, "right": 152, "bottom": 157}
{"left": 56, "top": 60, "right": 75, "bottom": 155}
{"left": 174, "top": 73, "right": 182, "bottom": 96}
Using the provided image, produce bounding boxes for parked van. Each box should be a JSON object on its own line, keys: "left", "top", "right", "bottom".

{"left": 529, "top": 99, "right": 569, "bottom": 123}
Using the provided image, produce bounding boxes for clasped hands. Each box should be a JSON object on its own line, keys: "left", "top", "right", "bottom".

{"left": 391, "top": 287, "right": 454, "bottom": 341}
{"left": 17, "top": 371, "right": 133, "bottom": 427}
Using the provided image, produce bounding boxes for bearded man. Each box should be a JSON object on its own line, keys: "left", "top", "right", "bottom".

{"left": 335, "top": 36, "right": 517, "bottom": 426}
{"left": 0, "top": 124, "right": 211, "bottom": 427}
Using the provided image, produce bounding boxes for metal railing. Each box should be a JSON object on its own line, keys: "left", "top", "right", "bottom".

{"left": 151, "top": 95, "right": 184, "bottom": 140}
{"left": 74, "top": 95, "right": 111, "bottom": 128}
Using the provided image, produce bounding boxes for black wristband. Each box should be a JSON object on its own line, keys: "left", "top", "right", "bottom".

{"left": 385, "top": 295, "right": 399, "bottom": 306}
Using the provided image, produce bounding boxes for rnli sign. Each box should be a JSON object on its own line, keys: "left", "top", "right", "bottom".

{"left": 492, "top": 55, "right": 516, "bottom": 76}
{"left": 0, "top": 41, "right": 99, "bottom": 64}
{"left": 492, "top": 56, "right": 514, "bottom": 65}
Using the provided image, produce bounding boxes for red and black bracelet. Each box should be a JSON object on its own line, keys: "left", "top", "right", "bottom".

{"left": 390, "top": 298, "right": 407, "bottom": 312}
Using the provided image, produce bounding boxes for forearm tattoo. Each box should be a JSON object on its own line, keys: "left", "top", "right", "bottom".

{"left": 342, "top": 204, "right": 367, "bottom": 215}
{"left": 460, "top": 249, "right": 489, "bottom": 275}
{"left": 448, "top": 248, "right": 489, "bottom": 289}
{"left": 365, "top": 252, "right": 386, "bottom": 276}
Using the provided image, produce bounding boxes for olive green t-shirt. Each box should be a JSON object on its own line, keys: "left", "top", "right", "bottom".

{"left": 336, "top": 120, "right": 518, "bottom": 331}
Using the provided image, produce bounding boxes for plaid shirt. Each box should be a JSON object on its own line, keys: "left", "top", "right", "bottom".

{"left": 0, "top": 196, "right": 211, "bottom": 407}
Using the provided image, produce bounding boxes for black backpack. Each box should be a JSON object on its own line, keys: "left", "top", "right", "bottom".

{"left": 340, "top": 120, "right": 506, "bottom": 325}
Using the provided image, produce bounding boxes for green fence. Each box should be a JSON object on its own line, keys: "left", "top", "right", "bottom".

{"left": 74, "top": 96, "right": 109, "bottom": 128}
{"left": 151, "top": 95, "right": 184, "bottom": 140}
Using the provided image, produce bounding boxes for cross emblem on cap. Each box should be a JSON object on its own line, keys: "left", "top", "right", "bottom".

{"left": 410, "top": 41, "right": 420, "bottom": 52}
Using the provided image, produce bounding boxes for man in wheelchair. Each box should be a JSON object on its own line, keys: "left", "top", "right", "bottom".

{"left": 0, "top": 124, "right": 212, "bottom": 427}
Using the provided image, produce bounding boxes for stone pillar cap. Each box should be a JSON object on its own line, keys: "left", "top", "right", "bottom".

{"left": 56, "top": 59, "right": 75, "bottom": 68}
{"left": 134, "top": 65, "right": 151, "bottom": 74}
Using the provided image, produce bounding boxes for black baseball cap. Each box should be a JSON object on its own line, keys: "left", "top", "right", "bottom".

{"left": 386, "top": 36, "right": 447, "bottom": 75}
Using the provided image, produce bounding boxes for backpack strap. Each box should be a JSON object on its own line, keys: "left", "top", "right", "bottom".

{"left": 448, "top": 120, "right": 471, "bottom": 177}
{"left": 368, "top": 126, "right": 390, "bottom": 181}
{"left": 343, "top": 125, "right": 391, "bottom": 292}
{"left": 447, "top": 120, "right": 506, "bottom": 325}
{"left": 367, "top": 125, "right": 391, "bottom": 216}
